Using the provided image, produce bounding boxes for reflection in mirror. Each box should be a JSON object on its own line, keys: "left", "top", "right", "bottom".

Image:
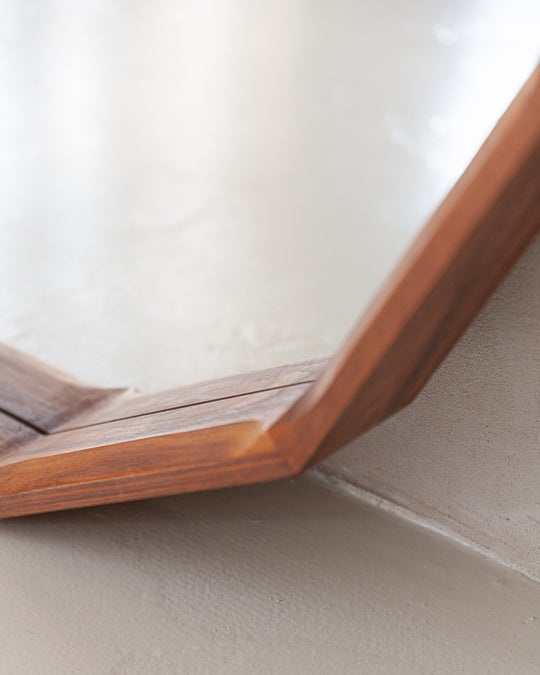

{"left": 0, "top": 0, "right": 538, "bottom": 392}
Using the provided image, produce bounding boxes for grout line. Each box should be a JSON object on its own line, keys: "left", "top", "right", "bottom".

{"left": 310, "top": 466, "right": 540, "bottom": 584}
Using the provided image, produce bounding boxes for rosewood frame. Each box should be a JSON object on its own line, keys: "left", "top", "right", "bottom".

{"left": 1, "top": 65, "right": 539, "bottom": 518}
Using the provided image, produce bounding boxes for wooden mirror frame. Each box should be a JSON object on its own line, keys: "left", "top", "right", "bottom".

{"left": 1, "top": 65, "right": 539, "bottom": 518}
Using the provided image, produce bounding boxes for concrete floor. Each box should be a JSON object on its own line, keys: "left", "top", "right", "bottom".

{"left": 2, "top": 477, "right": 540, "bottom": 674}
{"left": 0, "top": 0, "right": 539, "bottom": 672}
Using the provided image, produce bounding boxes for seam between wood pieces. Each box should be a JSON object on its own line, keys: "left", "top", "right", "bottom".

{"left": 51, "top": 376, "right": 324, "bottom": 434}
{"left": 0, "top": 407, "right": 46, "bottom": 435}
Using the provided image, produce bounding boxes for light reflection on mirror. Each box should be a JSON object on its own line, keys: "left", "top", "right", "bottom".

{"left": 0, "top": 0, "right": 538, "bottom": 390}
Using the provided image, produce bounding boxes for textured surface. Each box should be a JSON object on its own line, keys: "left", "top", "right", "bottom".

{"left": 1, "top": 476, "right": 539, "bottom": 674}
{"left": 323, "top": 235, "right": 540, "bottom": 580}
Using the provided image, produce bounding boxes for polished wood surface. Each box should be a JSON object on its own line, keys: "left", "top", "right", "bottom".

{"left": 0, "top": 358, "right": 324, "bottom": 517}
{"left": 0, "top": 343, "right": 124, "bottom": 432}
{"left": 1, "top": 65, "right": 539, "bottom": 518}
{"left": 274, "top": 62, "right": 540, "bottom": 468}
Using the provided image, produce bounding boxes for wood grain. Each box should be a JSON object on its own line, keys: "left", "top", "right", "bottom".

{"left": 0, "top": 64, "right": 539, "bottom": 517}
{"left": 55, "top": 356, "right": 328, "bottom": 432}
{"left": 0, "top": 412, "right": 41, "bottom": 457}
{"left": 0, "top": 366, "right": 317, "bottom": 517}
{"left": 0, "top": 343, "right": 125, "bottom": 432}
{"left": 272, "top": 63, "right": 540, "bottom": 469}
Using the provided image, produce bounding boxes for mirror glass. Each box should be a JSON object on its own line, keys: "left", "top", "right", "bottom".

{"left": 0, "top": 0, "right": 538, "bottom": 391}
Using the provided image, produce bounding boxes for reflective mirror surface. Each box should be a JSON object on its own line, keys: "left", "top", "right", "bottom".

{"left": 0, "top": 0, "right": 538, "bottom": 390}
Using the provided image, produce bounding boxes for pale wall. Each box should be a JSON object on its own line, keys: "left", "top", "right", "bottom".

{"left": 323, "top": 235, "right": 540, "bottom": 580}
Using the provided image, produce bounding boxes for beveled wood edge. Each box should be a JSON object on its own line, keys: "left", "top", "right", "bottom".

{"left": 0, "top": 422, "right": 290, "bottom": 518}
{"left": 271, "top": 62, "right": 540, "bottom": 470}
{"left": 0, "top": 364, "right": 319, "bottom": 517}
